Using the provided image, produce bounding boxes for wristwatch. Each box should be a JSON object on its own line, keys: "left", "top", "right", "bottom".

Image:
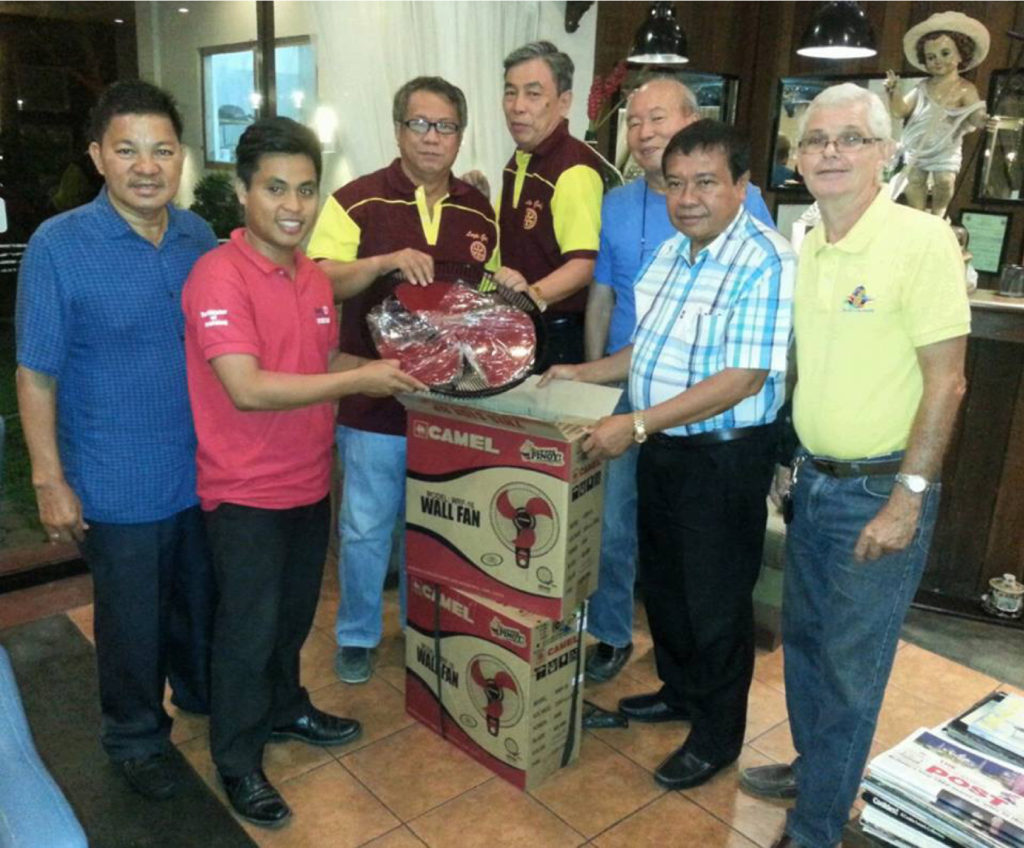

{"left": 632, "top": 410, "right": 648, "bottom": 444}
{"left": 895, "top": 472, "right": 930, "bottom": 494}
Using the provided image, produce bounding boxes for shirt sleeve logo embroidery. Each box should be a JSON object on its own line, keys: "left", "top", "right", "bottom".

{"left": 200, "top": 309, "right": 228, "bottom": 328}
{"left": 314, "top": 305, "right": 331, "bottom": 325}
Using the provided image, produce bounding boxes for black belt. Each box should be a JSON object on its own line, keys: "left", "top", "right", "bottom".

{"left": 809, "top": 456, "right": 902, "bottom": 478}
{"left": 543, "top": 312, "right": 583, "bottom": 328}
{"left": 649, "top": 423, "right": 775, "bottom": 448}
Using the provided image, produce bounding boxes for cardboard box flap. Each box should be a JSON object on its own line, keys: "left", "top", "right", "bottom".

{"left": 400, "top": 376, "right": 621, "bottom": 428}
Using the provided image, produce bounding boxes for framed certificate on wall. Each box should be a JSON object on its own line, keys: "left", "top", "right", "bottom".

{"left": 961, "top": 210, "right": 1011, "bottom": 274}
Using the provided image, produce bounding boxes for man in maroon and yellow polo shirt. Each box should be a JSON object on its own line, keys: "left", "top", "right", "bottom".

{"left": 307, "top": 76, "right": 497, "bottom": 685}
{"left": 494, "top": 40, "right": 603, "bottom": 369}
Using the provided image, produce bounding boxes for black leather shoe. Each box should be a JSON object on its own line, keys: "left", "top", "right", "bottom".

{"left": 119, "top": 752, "right": 180, "bottom": 800}
{"left": 221, "top": 768, "right": 291, "bottom": 828}
{"left": 270, "top": 706, "right": 362, "bottom": 747}
{"left": 585, "top": 642, "right": 633, "bottom": 683}
{"left": 740, "top": 762, "right": 798, "bottom": 799}
{"left": 618, "top": 691, "right": 688, "bottom": 723}
{"left": 654, "top": 746, "right": 735, "bottom": 790}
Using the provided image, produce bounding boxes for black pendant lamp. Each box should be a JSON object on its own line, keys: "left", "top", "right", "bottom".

{"left": 797, "top": 1, "right": 877, "bottom": 60}
{"left": 628, "top": 2, "right": 688, "bottom": 66}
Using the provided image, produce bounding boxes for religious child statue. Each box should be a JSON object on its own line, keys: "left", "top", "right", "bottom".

{"left": 885, "top": 11, "right": 990, "bottom": 218}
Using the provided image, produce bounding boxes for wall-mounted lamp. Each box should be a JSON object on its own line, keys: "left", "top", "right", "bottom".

{"left": 797, "top": 2, "right": 876, "bottom": 59}
{"left": 313, "top": 106, "right": 339, "bottom": 153}
{"left": 628, "top": 2, "right": 688, "bottom": 66}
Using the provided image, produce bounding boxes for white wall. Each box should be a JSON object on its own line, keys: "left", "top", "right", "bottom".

{"left": 134, "top": 0, "right": 597, "bottom": 206}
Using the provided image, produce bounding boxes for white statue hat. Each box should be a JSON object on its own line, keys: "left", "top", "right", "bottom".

{"left": 903, "top": 11, "right": 990, "bottom": 72}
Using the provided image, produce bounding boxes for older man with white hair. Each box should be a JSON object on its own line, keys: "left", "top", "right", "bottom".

{"left": 739, "top": 83, "right": 970, "bottom": 848}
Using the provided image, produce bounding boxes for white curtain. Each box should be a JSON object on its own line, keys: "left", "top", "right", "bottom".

{"left": 308, "top": 0, "right": 596, "bottom": 195}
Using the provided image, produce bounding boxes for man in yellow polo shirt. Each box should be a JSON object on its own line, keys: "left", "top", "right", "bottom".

{"left": 493, "top": 40, "right": 603, "bottom": 369}
{"left": 739, "top": 84, "right": 970, "bottom": 848}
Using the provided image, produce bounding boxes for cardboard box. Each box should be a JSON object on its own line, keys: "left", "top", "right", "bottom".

{"left": 401, "top": 376, "right": 621, "bottom": 619}
{"left": 405, "top": 576, "right": 584, "bottom": 790}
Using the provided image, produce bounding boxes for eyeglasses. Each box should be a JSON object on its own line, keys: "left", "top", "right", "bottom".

{"left": 399, "top": 118, "right": 461, "bottom": 136}
{"left": 797, "top": 132, "right": 882, "bottom": 154}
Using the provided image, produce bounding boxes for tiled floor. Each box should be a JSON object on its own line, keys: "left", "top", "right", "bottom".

{"left": 7, "top": 564, "right": 1022, "bottom": 848}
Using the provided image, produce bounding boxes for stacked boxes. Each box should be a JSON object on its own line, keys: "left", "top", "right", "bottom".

{"left": 400, "top": 377, "right": 621, "bottom": 788}
{"left": 405, "top": 577, "right": 583, "bottom": 790}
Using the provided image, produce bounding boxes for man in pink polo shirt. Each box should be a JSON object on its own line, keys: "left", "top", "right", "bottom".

{"left": 183, "top": 117, "right": 423, "bottom": 829}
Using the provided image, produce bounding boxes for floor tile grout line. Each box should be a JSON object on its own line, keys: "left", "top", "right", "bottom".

{"left": 677, "top": 786, "right": 766, "bottom": 847}
{"left": 403, "top": 775, "right": 501, "bottom": 841}
{"left": 582, "top": 791, "right": 669, "bottom": 844}
{"left": 334, "top": 730, "right": 497, "bottom": 827}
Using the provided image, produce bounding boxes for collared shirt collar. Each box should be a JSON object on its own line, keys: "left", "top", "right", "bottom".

{"left": 228, "top": 227, "right": 312, "bottom": 278}
{"left": 809, "top": 187, "right": 890, "bottom": 256}
{"left": 673, "top": 206, "right": 750, "bottom": 266}
{"left": 521, "top": 118, "right": 570, "bottom": 159}
{"left": 384, "top": 157, "right": 469, "bottom": 199}
{"left": 91, "top": 185, "right": 186, "bottom": 245}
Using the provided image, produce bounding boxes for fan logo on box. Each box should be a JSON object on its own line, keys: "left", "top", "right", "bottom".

{"left": 410, "top": 580, "right": 475, "bottom": 623}
{"left": 518, "top": 440, "right": 565, "bottom": 467}
{"left": 488, "top": 616, "right": 526, "bottom": 647}
{"left": 468, "top": 654, "right": 524, "bottom": 737}
{"left": 412, "top": 421, "right": 500, "bottom": 455}
{"left": 490, "top": 484, "right": 559, "bottom": 569}
{"left": 469, "top": 240, "right": 487, "bottom": 262}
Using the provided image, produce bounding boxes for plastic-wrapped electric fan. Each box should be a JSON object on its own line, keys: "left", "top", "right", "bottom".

{"left": 367, "top": 267, "right": 545, "bottom": 398}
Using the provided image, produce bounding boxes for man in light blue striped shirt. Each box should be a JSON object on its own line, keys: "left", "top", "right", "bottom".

{"left": 543, "top": 120, "right": 794, "bottom": 790}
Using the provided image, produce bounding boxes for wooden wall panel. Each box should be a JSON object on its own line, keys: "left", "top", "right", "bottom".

{"left": 592, "top": 2, "right": 1024, "bottom": 269}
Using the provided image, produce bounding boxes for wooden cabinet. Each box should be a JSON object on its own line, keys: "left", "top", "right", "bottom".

{"left": 917, "top": 295, "right": 1024, "bottom": 617}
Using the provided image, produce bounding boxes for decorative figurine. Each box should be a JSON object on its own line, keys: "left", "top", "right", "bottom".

{"left": 886, "top": 11, "right": 990, "bottom": 218}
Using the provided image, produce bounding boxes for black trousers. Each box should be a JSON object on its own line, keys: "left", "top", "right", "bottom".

{"left": 82, "top": 506, "right": 214, "bottom": 761}
{"left": 205, "top": 497, "right": 329, "bottom": 777}
{"left": 636, "top": 430, "right": 775, "bottom": 762}
{"left": 534, "top": 312, "right": 584, "bottom": 373}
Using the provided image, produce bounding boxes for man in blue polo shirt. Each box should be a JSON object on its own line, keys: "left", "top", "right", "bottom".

{"left": 582, "top": 76, "right": 775, "bottom": 683}
{"left": 16, "top": 80, "right": 217, "bottom": 801}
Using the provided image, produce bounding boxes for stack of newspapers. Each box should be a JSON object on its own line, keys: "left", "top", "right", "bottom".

{"left": 859, "top": 691, "right": 1024, "bottom": 847}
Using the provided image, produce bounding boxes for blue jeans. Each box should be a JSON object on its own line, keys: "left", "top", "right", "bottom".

{"left": 334, "top": 426, "right": 407, "bottom": 648}
{"left": 587, "top": 392, "right": 637, "bottom": 648}
{"left": 782, "top": 454, "right": 940, "bottom": 848}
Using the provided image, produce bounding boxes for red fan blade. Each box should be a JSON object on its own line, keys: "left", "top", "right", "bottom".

{"left": 493, "top": 671, "right": 518, "bottom": 694}
{"left": 393, "top": 280, "right": 454, "bottom": 313}
{"left": 525, "top": 497, "right": 553, "bottom": 519}
{"left": 495, "top": 490, "right": 518, "bottom": 520}
{"left": 469, "top": 659, "right": 489, "bottom": 688}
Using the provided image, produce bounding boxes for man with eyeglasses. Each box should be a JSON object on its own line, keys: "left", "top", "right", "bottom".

{"left": 738, "top": 84, "right": 970, "bottom": 848}
{"left": 307, "top": 76, "right": 497, "bottom": 685}
{"left": 492, "top": 41, "right": 603, "bottom": 370}
{"left": 582, "top": 74, "right": 775, "bottom": 685}
{"left": 542, "top": 120, "right": 794, "bottom": 791}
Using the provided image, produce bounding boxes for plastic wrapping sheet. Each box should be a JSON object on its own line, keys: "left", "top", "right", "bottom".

{"left": 368, "top": 283, "right": 537, "bottom": 394}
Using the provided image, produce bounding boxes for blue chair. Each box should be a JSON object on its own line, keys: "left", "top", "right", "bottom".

{"left": 0, "top": 645, "right": 87, "bottom": 848}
